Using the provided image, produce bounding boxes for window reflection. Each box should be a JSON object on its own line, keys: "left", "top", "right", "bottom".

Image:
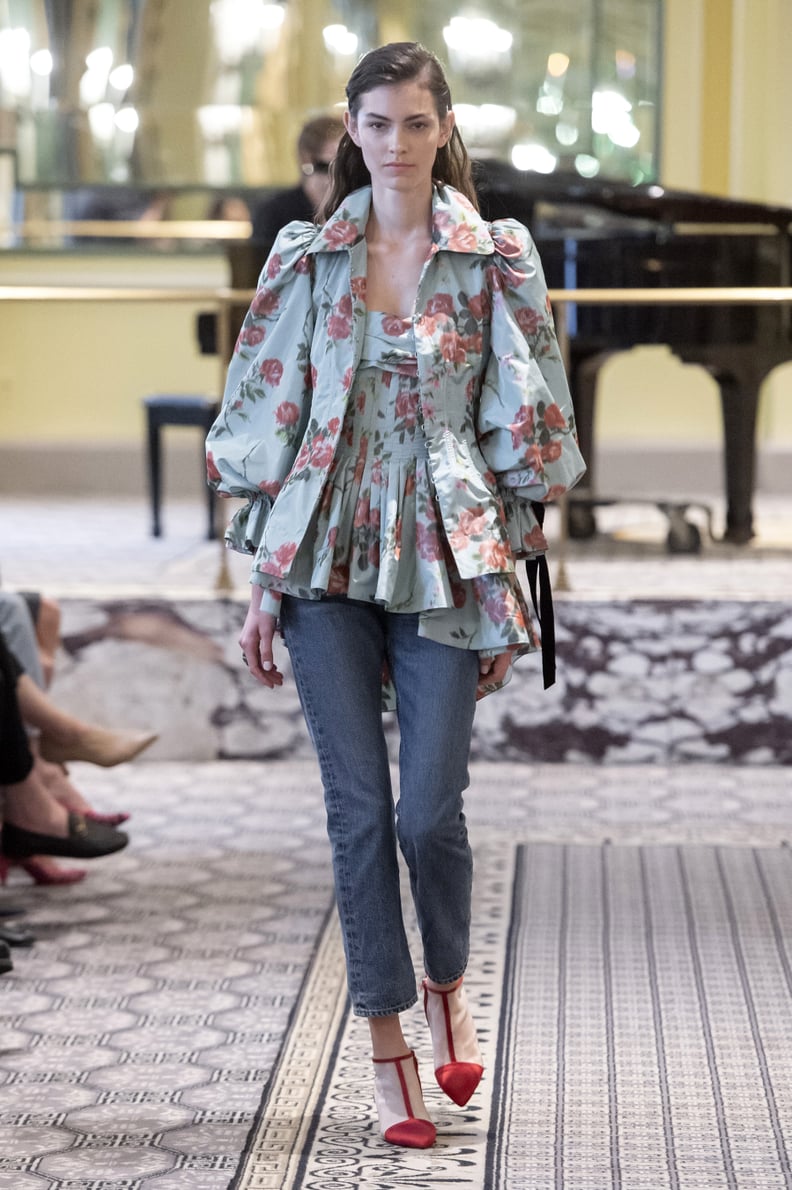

{"left": 0, "top": 0, "right": 661, "bottom": 191}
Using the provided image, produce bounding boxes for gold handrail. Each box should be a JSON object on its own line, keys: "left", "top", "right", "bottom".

{"left": 4, "top": 220, "right": 252, "bottom": 240}
{"left": 4, "top": 283, "right": 792, "bottom": 302}
{"left": 0, "top": 285, "right": 254, "bottom": 300}
{"left": 3, "top": 282, "right": 791, "bottom": 591}
{"left": 549, "top": 286, "right": 792, "bottom": 303}
{"left": 6, "top": 220, "right": 789, "bottom": 242}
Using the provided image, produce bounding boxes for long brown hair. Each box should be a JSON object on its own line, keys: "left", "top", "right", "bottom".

{"left": 319, "top": 42, "right": 478, "bottom": 221}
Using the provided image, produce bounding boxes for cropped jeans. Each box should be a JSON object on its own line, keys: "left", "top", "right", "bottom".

{"left": 280, "top": 594, "right": 480, "bottom": 1017}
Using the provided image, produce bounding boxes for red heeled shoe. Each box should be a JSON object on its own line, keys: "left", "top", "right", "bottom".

{"left": 0, "top": 854, "right": 87, "bottom": 886}
{"left": 372, "top": 1051, "right": 436, "bottom": 1149}
{"left": 83, "top": 810, "right": 131, "bottom": 827}
{"left": 423, "top": 977, "right": 484, "bottom": 1107}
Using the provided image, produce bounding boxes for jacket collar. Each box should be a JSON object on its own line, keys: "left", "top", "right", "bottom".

{"left": 307, "top": 184, "right": 495, "bottom": 256}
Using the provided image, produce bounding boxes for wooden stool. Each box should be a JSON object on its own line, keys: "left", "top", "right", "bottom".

{"left": 143, "top": 394, "right": 219, "bottom": 538}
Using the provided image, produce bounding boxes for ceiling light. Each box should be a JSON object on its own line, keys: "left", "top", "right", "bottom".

{"left": 511, "top": 142, "right": 558, "bottom": 174}
{"left": 30, "top": 49, "right": 53, "bottom": 77}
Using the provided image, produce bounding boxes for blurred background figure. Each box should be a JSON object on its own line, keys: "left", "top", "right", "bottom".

{"left": 250, "top": 114, "right": 345, "bottom": 252}
{"left": 197, "top": 118, "right": 344, "bottom": 359}
{"left": 64, "top": 188, "right": 172, "bottom": 244}
{"left": 206, "top": 194, "right": 251, "bottom": 223}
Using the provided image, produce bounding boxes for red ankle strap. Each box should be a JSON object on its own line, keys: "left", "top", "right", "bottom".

{"left": 423, "top": 976, "right": 463, "bottom": 996}
{"left": 373, "top": 1050, "right": 414, "bottom": 1066}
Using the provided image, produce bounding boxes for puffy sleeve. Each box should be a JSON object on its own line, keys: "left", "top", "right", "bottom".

{"left": 205, "top": 221, "right": 316, "bottom": 554}
{"left": 476, "top": 218, "right": 586, "bottom": 556}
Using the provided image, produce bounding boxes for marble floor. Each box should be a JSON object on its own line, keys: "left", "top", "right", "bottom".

{"left": 1, "top": 491, "right": 792, "bottom": 601}
{"left": 3, "top": 759, "right": 792, "bottom": 1190}
{"left": 1, "top": 492, "right": 792, "bottom": 1188}
{"left": 3, "top": 490, "right": 792, "bottom": 768}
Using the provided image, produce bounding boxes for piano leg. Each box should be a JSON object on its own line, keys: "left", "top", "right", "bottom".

{"left": 567, "top": 350, "right": 614, "bottom": 539}
{"left": 715, "top": 370, "right": 758, "bottom": 544}
{"left": 573, "top": 349, "right": 759, "bottom": 547}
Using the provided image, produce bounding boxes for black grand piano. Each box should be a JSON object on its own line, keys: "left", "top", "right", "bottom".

{"left": 475, "top": 161, "right": 792, "bottom": 547}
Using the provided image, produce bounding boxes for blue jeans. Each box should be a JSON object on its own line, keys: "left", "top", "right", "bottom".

{"left": 280, "top": 595, "right": 480, "bottom": 1017}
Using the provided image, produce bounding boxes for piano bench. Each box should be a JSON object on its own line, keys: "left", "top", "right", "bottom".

{"left": 143, "top": 394, "right": 220, "bottom": 539}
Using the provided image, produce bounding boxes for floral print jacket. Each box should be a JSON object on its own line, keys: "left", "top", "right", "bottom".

{"left": 206, "top": 183, "right": 586, "bottom": 585}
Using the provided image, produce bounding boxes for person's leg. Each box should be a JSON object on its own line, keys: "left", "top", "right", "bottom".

{"left": 2, "top": 643, "right": 128, "bottom": 859}
{"left": 1, "top": 755, "right": 128, "bottom": 861}
{"left": 280, "top": 596, "right": 437, "bottom": 1147}
{"left": 31, "top": 595, "right": 61, "bottom": 687}
{"left": 15, "top": 673, "right": 157, "bottom": 766}
{"left": 37, "top": 756, "right": 94, "bottom": 814}
{"left": 386, "top": 616, "right": 479, "bottom": 984}
{"left": 35, "top": 754, "right": 128, "bottom": 826}
{"left": 386, "top": 616, "right": 484, "bottom": 1108}
{"left": 280, "top": 595, "right": 416, "bottom": 1020}
{"left": 3, "top": 765, "right": 68, "bottom": 836}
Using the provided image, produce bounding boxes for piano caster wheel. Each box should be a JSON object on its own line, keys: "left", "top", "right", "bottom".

{"left": 722, "top": 524, "right": 754, "bottom": 545}
{"left": 567, "top": 503, "right": 598, "bottom": 540}
{"left": 665, "top": 514, "right": 702, "bottom": 555}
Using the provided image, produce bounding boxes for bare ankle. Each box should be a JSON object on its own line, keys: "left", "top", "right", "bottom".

{"left": 368, "top": 1013, "right": 409, "bottom": 1061}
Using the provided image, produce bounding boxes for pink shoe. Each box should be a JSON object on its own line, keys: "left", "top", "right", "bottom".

{"left": 423, "top": 977, "right": 484, "bottom": 1106}
{"left": 0, "top": 854, "right": 87, "bottom": 886}
{"left": 372, "top": 1051, "right": 436, "bottom": 1149}
{"left": 83, "top": 810, "right": 131, "bottom": 827}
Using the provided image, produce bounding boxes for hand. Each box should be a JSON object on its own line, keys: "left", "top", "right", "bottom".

{"left": 476, "top": 648, "right": 515, "bottom": 700}
{"left": 239, "top": 590, "right": 284, "bottom": 689}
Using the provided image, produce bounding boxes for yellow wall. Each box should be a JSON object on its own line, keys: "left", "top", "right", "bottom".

{"left": 0, "top": 253, "right": 226, "bottom": 446}
{"left": 699, "top": 0, "right": 733, "bottom": 197}
{"left": 662, "top": 0, "right": 792, "bottom": 205}
{"left": 602, "top": 0, "right": 792, "bottom": 464}
{"left": 2, "top": 1, "right": 792, "bottom": 489}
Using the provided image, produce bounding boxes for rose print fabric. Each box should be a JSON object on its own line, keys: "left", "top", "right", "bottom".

{"left": 206, "top": 184, "right": 586, "bottom": 694}
{"left": 255, "top": 312, "right": 539, "bottom": 665}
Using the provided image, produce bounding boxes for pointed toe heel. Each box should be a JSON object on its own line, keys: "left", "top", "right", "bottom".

{"left": 373, "top": 1051, "right": 436, "bottom": 1149}
{"left": 435, "top": 1060, "right": 484, "bottom": 1107}
{"left": 40, "top": 728, "right": 157, "bottom": 768}
{"left": 423, "top": 977, "right": 484, "bottom": 1107}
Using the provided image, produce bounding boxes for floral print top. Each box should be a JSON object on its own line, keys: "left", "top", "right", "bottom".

{"left": 206, "top": 184, "right": 586, "bottom": 696}
{"left": 256, "top": 311, "right": 538, "bottom": 674}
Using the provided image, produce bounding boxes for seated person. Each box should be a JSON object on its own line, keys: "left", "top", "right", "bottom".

{"left": 0, "top": 632, "right": 129, "bottom": 882}
{"left": 0, "top": 602, "right": 157, "bottom": 883}
{"left": 207, "top": 194, "right": 251, "bottom": 223}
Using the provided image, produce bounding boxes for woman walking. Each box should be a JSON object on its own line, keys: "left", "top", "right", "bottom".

{"left": 207, "top": 41, "right": 585, "bottom": 1148}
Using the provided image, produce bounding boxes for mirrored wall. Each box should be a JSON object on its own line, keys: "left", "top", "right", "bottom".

{"left": 0, "top": 0, "right": 661, "bottom": 193}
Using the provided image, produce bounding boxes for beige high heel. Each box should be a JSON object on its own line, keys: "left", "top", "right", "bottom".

{"left": 372, "top": 1051, "right": 436, "bottom": 1149}
{"left": 40, "top": 727, "right": 158, "bottom": 767}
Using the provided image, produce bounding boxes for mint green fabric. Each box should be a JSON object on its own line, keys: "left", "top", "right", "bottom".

{"left": 206, "top": 183, "right": 586, "bottom": 692}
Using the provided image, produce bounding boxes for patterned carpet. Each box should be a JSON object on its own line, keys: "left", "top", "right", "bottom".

{"left": 2, "top": 761, "right": 792, "bottom": 1188}
{"left": 236, "top": 839, "right": 792, "bottom": 1190}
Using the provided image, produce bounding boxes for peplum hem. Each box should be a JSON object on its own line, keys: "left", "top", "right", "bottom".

{"left": 256, "top": 311, "right": 538, "bottom": 664}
